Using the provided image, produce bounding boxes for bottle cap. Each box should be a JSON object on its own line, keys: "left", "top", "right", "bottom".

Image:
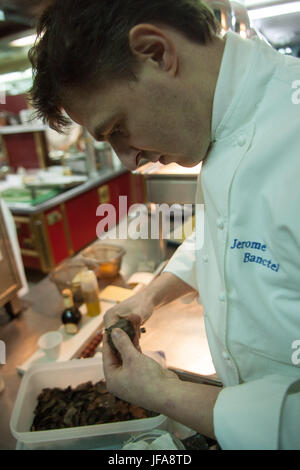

{"left": 80, "top": 270, "right": 99, "bottom": 292}
{"left": 62, "top": 288, "right": 73, "bottom": 298}
{"left": 62, "top": 288, "right": 74, "bottom": 308}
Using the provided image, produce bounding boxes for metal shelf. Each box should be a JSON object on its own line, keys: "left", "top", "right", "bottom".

{"left": 0, "top": 125, "right": 48, "bottom": 135}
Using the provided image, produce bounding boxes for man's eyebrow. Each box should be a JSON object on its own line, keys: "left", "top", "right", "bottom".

{"left": 93, "top": 117, "right": 117, "bottom": 140}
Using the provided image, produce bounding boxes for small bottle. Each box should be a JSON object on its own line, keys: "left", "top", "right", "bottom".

{"left": 80, "top": 270, "right": 101, "bottom": 317}
{"left": 61, "top": 289, "right": 82, "bottom": 334}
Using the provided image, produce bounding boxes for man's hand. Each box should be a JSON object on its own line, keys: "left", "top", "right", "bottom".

{"left": 104, "top": 272, "right": 196, "bottom": 332}
{"left": 102, "top": 327, "right": 219, "bottom": 440}
{"left": 103, "top": 327, "right": 178, "bottom": 411}
{"left": 104, "top": 289, "right": 155, "bottom": 334}
{"left": 102, "top": 273, "right": 218, "bottom": 439}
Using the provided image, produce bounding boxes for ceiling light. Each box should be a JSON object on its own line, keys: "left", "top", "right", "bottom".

{"left": 0, "top": 9, "right": 5, "bottom": 21}
{"left": 248, "top": 1, "right": 300, "bottom": 20}
{"left": 9, "top": 34, "right": 37, "bottom": 47}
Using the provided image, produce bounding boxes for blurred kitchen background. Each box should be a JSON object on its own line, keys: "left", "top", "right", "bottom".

{"left": 0, "top": 0, "right": 299, "bottom": 450}
{"left": 0, "top": 0, "right": 299, "bottom": 300}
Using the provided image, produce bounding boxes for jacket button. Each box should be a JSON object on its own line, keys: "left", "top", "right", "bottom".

{"left": 203, "top": 255, "right": 209, "bottom": 263}
{"left": 219, "top": 292, "right": 225, "bottom": 302}
{"left": 217, "top": 218, "right": 224, "bottom": 230}
{"left": 222, "top": 351, "right": 230, "bottom": 360}
{"left": 238, "top": 135, "right": 246, "bottom": 147}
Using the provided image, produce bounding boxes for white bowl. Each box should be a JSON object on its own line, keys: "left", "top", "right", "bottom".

{"left": 37, "top": 331, "right": 63, "bottom": 360}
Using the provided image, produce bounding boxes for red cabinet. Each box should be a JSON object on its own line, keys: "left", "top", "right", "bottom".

{"left": 64, "top": 187, "right": 100, "bottom": 253}
{"left": 64, "top": 172, "right": 137, "bottom": 253}
{"left": 14, "top": 209, "right": 71, "bottom": 272}
{"left": 2, "top": 131, "right": 48, "bottom": 171}
{"left": 0, "top": 94, "right": 50, "bottom": 170}
{"left": 13, "top": 171, "right": 145, "bottom": 272}
{"left": 14, "top": 215, "right": 43, "bottom": 271}
{"left": 44, "top": 206, "right": 71, "bottom": 265}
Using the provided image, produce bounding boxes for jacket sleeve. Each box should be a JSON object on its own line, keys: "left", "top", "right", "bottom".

{"left": 163, "top": 231, "right": 198, "bottom": 291}
{"left": 213, "top": 374, "right": 300, "bottom": 450}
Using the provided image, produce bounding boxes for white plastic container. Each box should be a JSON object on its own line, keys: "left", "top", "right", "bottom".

{"left": 10, "top": 357, "right": 168, "bottom": 450}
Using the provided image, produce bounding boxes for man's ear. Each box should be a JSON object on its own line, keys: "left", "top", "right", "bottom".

{"left": 128, "top": 24, "right": 177, "bottom": 74}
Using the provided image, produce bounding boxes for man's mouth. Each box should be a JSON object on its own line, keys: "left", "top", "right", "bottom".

{"left": 135, "top": 153, "right": 167, "bottom": 168}
{"left": 135, "top": 152, "right": 143, "bottom": 168}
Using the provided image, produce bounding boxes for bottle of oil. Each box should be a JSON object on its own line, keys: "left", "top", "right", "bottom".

{"left": 61, "top": 289, "right": 82, "bottom": 334}
{"left": 80, "top": 270, "right": 101, "bottom": 317}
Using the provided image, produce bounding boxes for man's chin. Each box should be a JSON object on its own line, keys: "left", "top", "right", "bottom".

{"left": 175, "top": 157, "right": 203, "bottom": 168}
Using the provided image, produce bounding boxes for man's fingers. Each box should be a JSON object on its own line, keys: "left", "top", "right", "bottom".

{"left": 102, "top": 332, "right": 121, "bottom": 377}
{"left": 126, "top": 313, "right": 142, "bottom": 345}
{"left": 103, "top": 333, "right": 120, "bottom": 368}
{"left": 111, "top": 328, "right": 139, "bottom": 363}
{"left": 104, "top": 310, "right": 142, "bottom": 338}
{"left": 104, "top": 308, "right": 121, "bottom": 329}
{"left": 104, "top": 307, "right": 133, "bottom": 329}
{"left": 127, "top": 313, "right": 142, "bottom": 327}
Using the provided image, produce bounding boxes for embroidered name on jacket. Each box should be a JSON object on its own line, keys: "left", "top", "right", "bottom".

{"left": 230, "top": 238, "right": 280, "bottom": 272}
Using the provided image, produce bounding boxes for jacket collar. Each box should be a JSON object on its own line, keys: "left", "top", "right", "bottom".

{"left": 211, "top": 31, "right": 280, "bottom": 143}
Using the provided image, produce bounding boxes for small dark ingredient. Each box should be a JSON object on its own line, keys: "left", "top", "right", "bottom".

{"left": 30, "top": 380, "right": 158, "bottom": 432}
{"left": 181, "top": 433, "right": 209, "bottom": 450}
{"left": 106, "top": 319, "right": 135, "bottom": 354}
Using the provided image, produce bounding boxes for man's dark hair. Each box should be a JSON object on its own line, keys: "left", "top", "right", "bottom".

{"left": 29, "top": 0, "right": 220, "bottom": 132}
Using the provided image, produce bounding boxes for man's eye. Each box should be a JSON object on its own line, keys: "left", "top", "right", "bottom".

{"left": 109, "top": 126, "right": 122, "bottom": 137}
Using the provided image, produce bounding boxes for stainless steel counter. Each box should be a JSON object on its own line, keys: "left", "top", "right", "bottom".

{"left": 0, "top": 223, "right": 217, "bottom": 450}
{"left": 134, "top": 162, "right": 201, "bottom": 205}
{"left": 133, "top": 161, "right": 202, "bottom": 261}
{"left": 6, "top": 167, "right": 128, "bottom": 216}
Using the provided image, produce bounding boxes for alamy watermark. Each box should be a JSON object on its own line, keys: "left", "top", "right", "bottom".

{"left": 0, "top": 340, "right": 6, "bottom": 365}
{"left": 95, "top": 196, "right": 204, "bottom": 251}
{"left": 291, "top": 340, "right": 300, "bottom": 365}
{"left": 291, "top": 80, "right": 300, "bottom": 104}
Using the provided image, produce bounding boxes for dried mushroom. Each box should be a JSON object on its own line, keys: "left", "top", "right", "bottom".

{"left": 31, "top": 380, "right": 157, "bottom": 432}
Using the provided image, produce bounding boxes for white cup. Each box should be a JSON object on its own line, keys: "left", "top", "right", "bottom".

{"left": 38, "top": 331, "right": 63, "bottom": 360}
{"left": 19, "top": 109, "right": 33, "bottom": 125}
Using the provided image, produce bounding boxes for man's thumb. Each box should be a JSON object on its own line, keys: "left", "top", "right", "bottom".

{"left": 111, "top": 328, "right": 137, "bottom": 359}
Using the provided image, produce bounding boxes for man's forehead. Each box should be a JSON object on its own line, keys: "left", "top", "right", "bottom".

{"left": 62, "top": 94, "right": 88, "bottom": 128}
{"left": 63, "top": 100, "right": 99, "bottom": 136}
{"left": 62, "top": 74, "right": 143, "bottom": 141}
{"left": 64, "top": 102, "right": 119, "bottom": 141}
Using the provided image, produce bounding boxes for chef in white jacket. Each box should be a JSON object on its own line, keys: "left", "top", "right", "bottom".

{"left": 103, "top": 31, "right": 300, "bottom": 450}
{"left": 28, "top": 0, "right": 300, "bottom": 449}
{"left": 162, "top": 29, "right": 300, "bottom": 449}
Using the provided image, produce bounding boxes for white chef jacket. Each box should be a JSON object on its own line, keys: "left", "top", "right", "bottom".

{"left": 164, "top": 30, "right": 300, "bottom": 450}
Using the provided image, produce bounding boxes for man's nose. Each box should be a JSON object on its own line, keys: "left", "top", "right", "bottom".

{"left": 110, "top": 140, "right": 139, "bottom": 171}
